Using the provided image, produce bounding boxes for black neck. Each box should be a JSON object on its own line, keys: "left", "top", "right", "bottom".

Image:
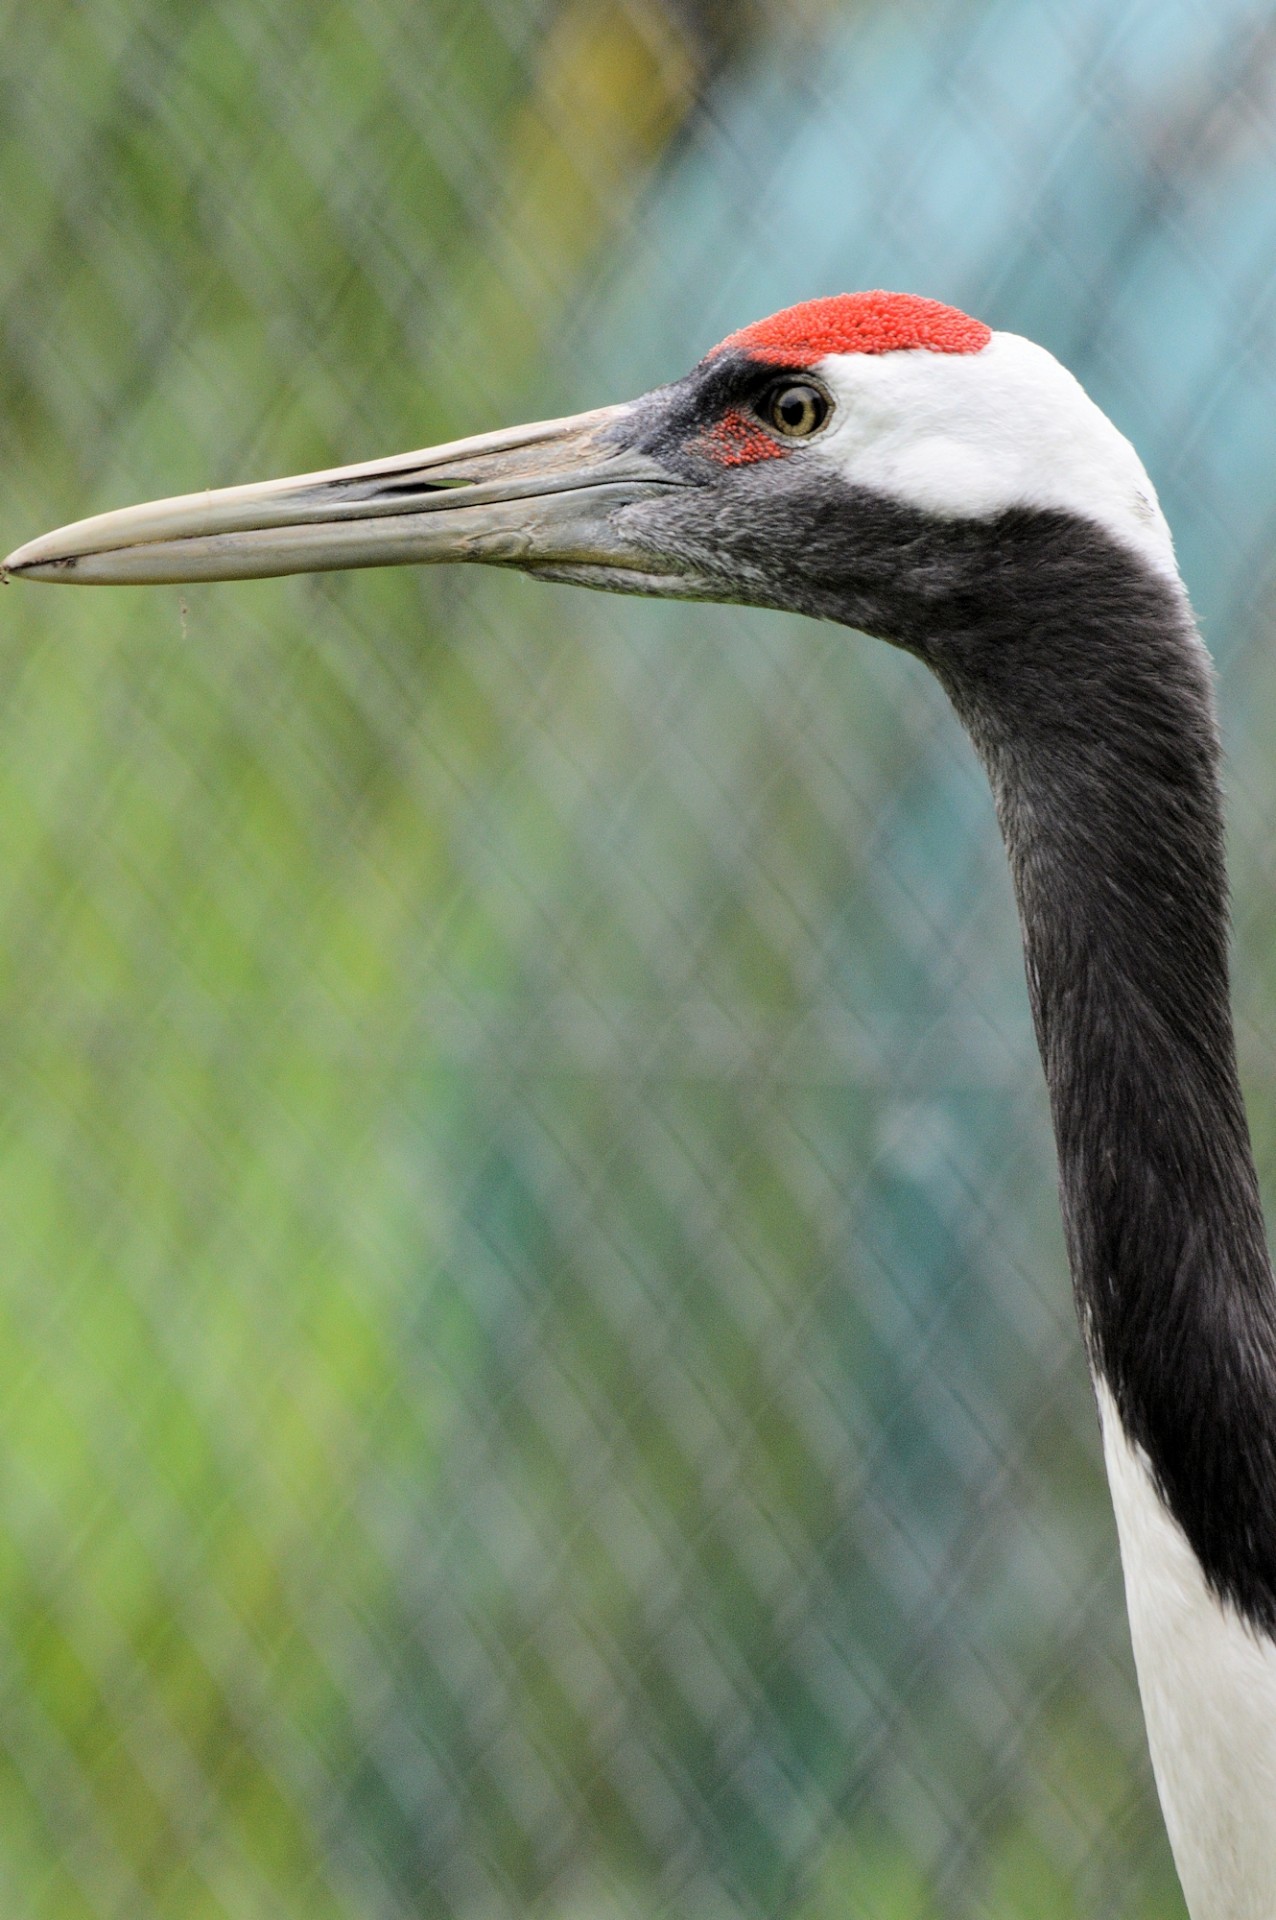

{"left": 929, "top": 516, "right": 1276, "bottom": 1628}
{"left": 646, "top": 459, "right": 1276, "bottom": 1621}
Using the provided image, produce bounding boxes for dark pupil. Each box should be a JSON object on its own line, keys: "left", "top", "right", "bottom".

{"left": 772, "top": 384, "right": 822, "bottom": 434}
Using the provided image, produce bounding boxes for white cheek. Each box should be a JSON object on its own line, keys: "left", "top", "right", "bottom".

{"left": 811, "top": 334, "right": 1181, "bottom": 585}
{"left": 855, "top": 434, "right": 1026, "bottom": 518}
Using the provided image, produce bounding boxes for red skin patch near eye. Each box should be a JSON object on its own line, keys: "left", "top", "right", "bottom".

{"left": 711, "top": 291, "right": 991, "bottom": 365}
{"left": 694, "top": 408, "right": 788, "bottom": 467}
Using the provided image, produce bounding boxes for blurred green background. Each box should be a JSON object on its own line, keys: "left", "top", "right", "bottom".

{"left": 3, "top": 0, "right": 1276, "bottom": 1914}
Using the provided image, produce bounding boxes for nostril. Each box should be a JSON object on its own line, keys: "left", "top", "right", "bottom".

{"left": 312, "top": 474, "right": 469, "bottom": 500}
{"left": 365, "top": 477, "right": 469, "bottom": 498}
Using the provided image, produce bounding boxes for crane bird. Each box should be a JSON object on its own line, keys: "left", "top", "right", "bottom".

{"left": 6, "top": 290, "right": 1274, "bottom": 1920}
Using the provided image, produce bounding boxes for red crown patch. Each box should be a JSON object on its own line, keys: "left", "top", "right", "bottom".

{"left": 712, "top": 292, "right": 991, "bottom": 365}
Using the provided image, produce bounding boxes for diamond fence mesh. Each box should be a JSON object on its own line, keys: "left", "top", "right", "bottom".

{"left": 3, "top": 0, "right": 1276, "bottom": 1915}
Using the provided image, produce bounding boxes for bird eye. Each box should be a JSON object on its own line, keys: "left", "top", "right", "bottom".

{"left": 764, "top": 381, "right": 830, "bottom": 438}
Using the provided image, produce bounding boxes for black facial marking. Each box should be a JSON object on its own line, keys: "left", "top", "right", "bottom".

{"left": 618, "top": 350, "right": 816, "bottom": 471}
{"left": 606, "top": 440, "right": 1276, "bottom": 1628}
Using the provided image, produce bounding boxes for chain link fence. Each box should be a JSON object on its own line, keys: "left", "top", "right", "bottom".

{"left": 3, "top": 0, "right": 1276, "bottom": 1914}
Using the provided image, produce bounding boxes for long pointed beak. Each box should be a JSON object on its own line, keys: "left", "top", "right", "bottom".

{"left": 3, "top": 403, "right": 684, "bottom": 587}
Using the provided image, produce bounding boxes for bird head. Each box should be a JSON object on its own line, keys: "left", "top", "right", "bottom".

{"left": 3, "top": 292, "right": 1177, "bottom": 651}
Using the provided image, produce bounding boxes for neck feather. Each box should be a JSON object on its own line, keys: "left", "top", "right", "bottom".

{"left": 933, "top": 519, "right": 1276, "bottom": 1630}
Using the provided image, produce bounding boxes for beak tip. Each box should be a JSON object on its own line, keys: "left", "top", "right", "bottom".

{"left": 2, "top": 536, "right": 81, "bottom": 582}
{"left": 5, "top": 541, "right": 46, "bottom": 579}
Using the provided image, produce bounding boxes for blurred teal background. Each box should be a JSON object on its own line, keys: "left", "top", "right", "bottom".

{"left": 3, "top": 1, "right": 1276, "bottom": 1914}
